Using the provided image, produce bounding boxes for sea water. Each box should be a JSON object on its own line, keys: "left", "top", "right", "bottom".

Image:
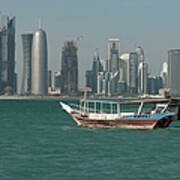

{"left": 0, "top": 99, "right": 180, "bottom": 180}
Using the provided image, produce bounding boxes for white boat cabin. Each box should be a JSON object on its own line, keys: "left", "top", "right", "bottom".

{"left": 78, "top": 99, "right": 172, "bottom": 120}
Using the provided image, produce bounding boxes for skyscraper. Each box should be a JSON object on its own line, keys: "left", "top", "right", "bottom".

{"left": 121, "top": 53, "right": 138, "bottom": 94}
{"left": 147, "top": 76, "right": 163, "bottom": 95}
{"left": 168, "top": 49, "right": 180, "bottom": 96}
{"left": 138, "top": 62, "right": 148, "bottom": 94}
{"left": 136, "top": 46, "right": 148, "bottom": 94}
{"left": 48, "top": 70, "right": 52, "bottom": 88}
{"left": 97, "top": 72, "right": 109, "bottom": 96}
{"left": 85, "top": 70, "right": 93, "bottom": 91}
{"left": 31, "top": 29, "right": 48, "bottom": 95}
{"left": 85, "top": 49, "right": 103, "bottom": 93}
{"left": 128, "top": 52, "right": 138, "bottom": 93}
{"left": 61, "top": 41, "right": 78, "bottom": 95}
{"left": 0, "top": 16, "right": 16, "bottom": 94}
{"left": 160, "top": 62, "right": 168, "bottom": 88}
{"left": 108, "top": 38, "right": 120, "bottom": 72}
{"left": 136, "top": 47, "right": 144, "bottom": 64}
{"left": 21, "top": 33, "right": 33, "bottom": 95}
{"left": 120, "top": 53, "right": 129, "bottom": 85}
{"left": 54, "top": 72, "right": 61, "bottom": 89}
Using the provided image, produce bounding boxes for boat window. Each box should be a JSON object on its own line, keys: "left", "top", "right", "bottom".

{"left": 102, "top": 103, "right": 111, "bottom": 114}
{"left": 96, "top": 103, "right": 101, "bottom": 113}
{"left": 81, "top": 102, "right": 84, "bottom": 111}
{"left": 141, "top": 103, "right": 153, "bottom": 113}
{"left": 88, "top": 102, "right": 94, "bottom": 113}
{"left": 89, "top": 103, "right": 117, "bottom": 114}
{"left": 120, "top": 104, "right": 139, "bottom": 113}
{"left": 112, "top": 104, "right": 117, "bottom": 114}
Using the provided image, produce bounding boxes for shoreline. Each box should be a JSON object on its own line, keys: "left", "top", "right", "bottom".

{"left": 0, "top": 95, "right": 166, "bottom": 100}
{"left": 0, "top": 96, "right": 64, "bottom": 100}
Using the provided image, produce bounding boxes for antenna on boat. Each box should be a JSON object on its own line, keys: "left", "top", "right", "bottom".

{"left": 84, "top": 84, "right": 89, "bottom": 99}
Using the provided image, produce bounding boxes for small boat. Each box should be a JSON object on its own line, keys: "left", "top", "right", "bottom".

{"left": 60, "top": 98, "right": 180, "bottom": 130}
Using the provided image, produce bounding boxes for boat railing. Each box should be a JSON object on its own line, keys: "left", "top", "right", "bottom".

{"left": 69, "top": 103, "right": 101, "bottom": 114}
{"left": 69, "top": 99, "right": 175, "bottom": 117}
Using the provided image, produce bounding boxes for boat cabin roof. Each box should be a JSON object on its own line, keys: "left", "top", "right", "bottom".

{"left": 80, "top": 99, "right": 118, "bottom": 104}
{"left": 81, "top": 98, "right": 180, "bottom": 106}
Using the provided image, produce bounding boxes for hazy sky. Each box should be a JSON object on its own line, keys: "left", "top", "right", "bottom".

{"left": 1, "top": 0, "right": 180, "bottom": 89}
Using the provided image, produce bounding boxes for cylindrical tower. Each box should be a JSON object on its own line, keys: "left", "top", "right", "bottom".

{"left": 168, "top": 49, "right": 180, "bottom": 96}
{"left": 21, "top": 33, "right": 33, "bottom": 95}
{"left": 31, "top": 29, "right": 48, "bottom": 95}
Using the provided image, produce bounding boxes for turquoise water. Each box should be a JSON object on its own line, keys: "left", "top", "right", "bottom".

{"left": 0, "top": 99, "right": 180, "bottom": 180}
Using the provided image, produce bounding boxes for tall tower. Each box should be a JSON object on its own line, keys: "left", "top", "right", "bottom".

{"left": 129, "top": 52, "right": 138, "bottom": 94}
{"left": 168, "top": 49, "right": 180, "bottom": 96}
{"left": 138, "top": 62, "right": 148, "bottom": 94}
{"left": 31, "top": 29, "right": 48, "bottom": 95}
{"left": 160, "top": 62, "right": 168, "bottom": 88}
{"left": 91, "top": 49, "right": 103, "bottom": 92}
{"left": 0, "top": 16, "right": 16, "bottom": 94}
{"left": 61, "top": 41, "right": 78, "bottom": 95}
{"left": 85, "top": 49, "right": 103, "bottom": 93}
{"left": 136, "top": 47, "right": 144, "bottom": 64}
{"left": 120, "top": 53, "right": 130, "bottom": 85}
{"left": 21, "top": 33, "right": 33, "bottom": 95}
{"left": 136, "top": 47, "right": 147, "bottom": 94}
{"left": 108, "top": 38, "right": 120, "bottom": 72}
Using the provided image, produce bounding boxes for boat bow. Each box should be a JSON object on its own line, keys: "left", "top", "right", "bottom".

{"left": 59, "top": 101, "right": 74, "bottom": 113}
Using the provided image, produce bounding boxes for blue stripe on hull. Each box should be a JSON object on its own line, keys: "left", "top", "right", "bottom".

{"left": 117, "top": 112, "right": 175, "bottom": 121}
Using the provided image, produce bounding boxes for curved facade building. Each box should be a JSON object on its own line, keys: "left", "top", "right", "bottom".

{"left": 168, "top": 49, "right": 180, "bottom": 96}
{"left": 31, "top": 29, "right": 48, "bottom": 95}
{"left": 21, "top": 33, "right": 33, "bottom": 95}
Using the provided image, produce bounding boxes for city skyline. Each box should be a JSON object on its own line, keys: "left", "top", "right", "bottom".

{"left": 1, "top": 0, "right": 180, "bottom": 90}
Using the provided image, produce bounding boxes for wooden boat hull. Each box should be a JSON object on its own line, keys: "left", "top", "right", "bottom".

{"left": 71, "top": 113, "right": 173, "bottom": 130}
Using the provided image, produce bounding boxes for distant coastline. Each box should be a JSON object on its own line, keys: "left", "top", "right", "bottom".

{"left": 0, "top": 95, "right": 165, "bottom": 100}
{"left": 0, "top": 96, "right": 60, "bottom": 100}
{"left": 0, "top": 95, "right": 132, "bottom": 100}
{"left": 0, "top": 95, "right": 82, "bottom": 100}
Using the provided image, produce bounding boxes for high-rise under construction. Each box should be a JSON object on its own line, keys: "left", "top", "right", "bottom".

{"left": 61, "top": 41, "right": 78, "bottom": 95}
{"left": 0, "top": 16, "right": 16, "bottom": 95}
